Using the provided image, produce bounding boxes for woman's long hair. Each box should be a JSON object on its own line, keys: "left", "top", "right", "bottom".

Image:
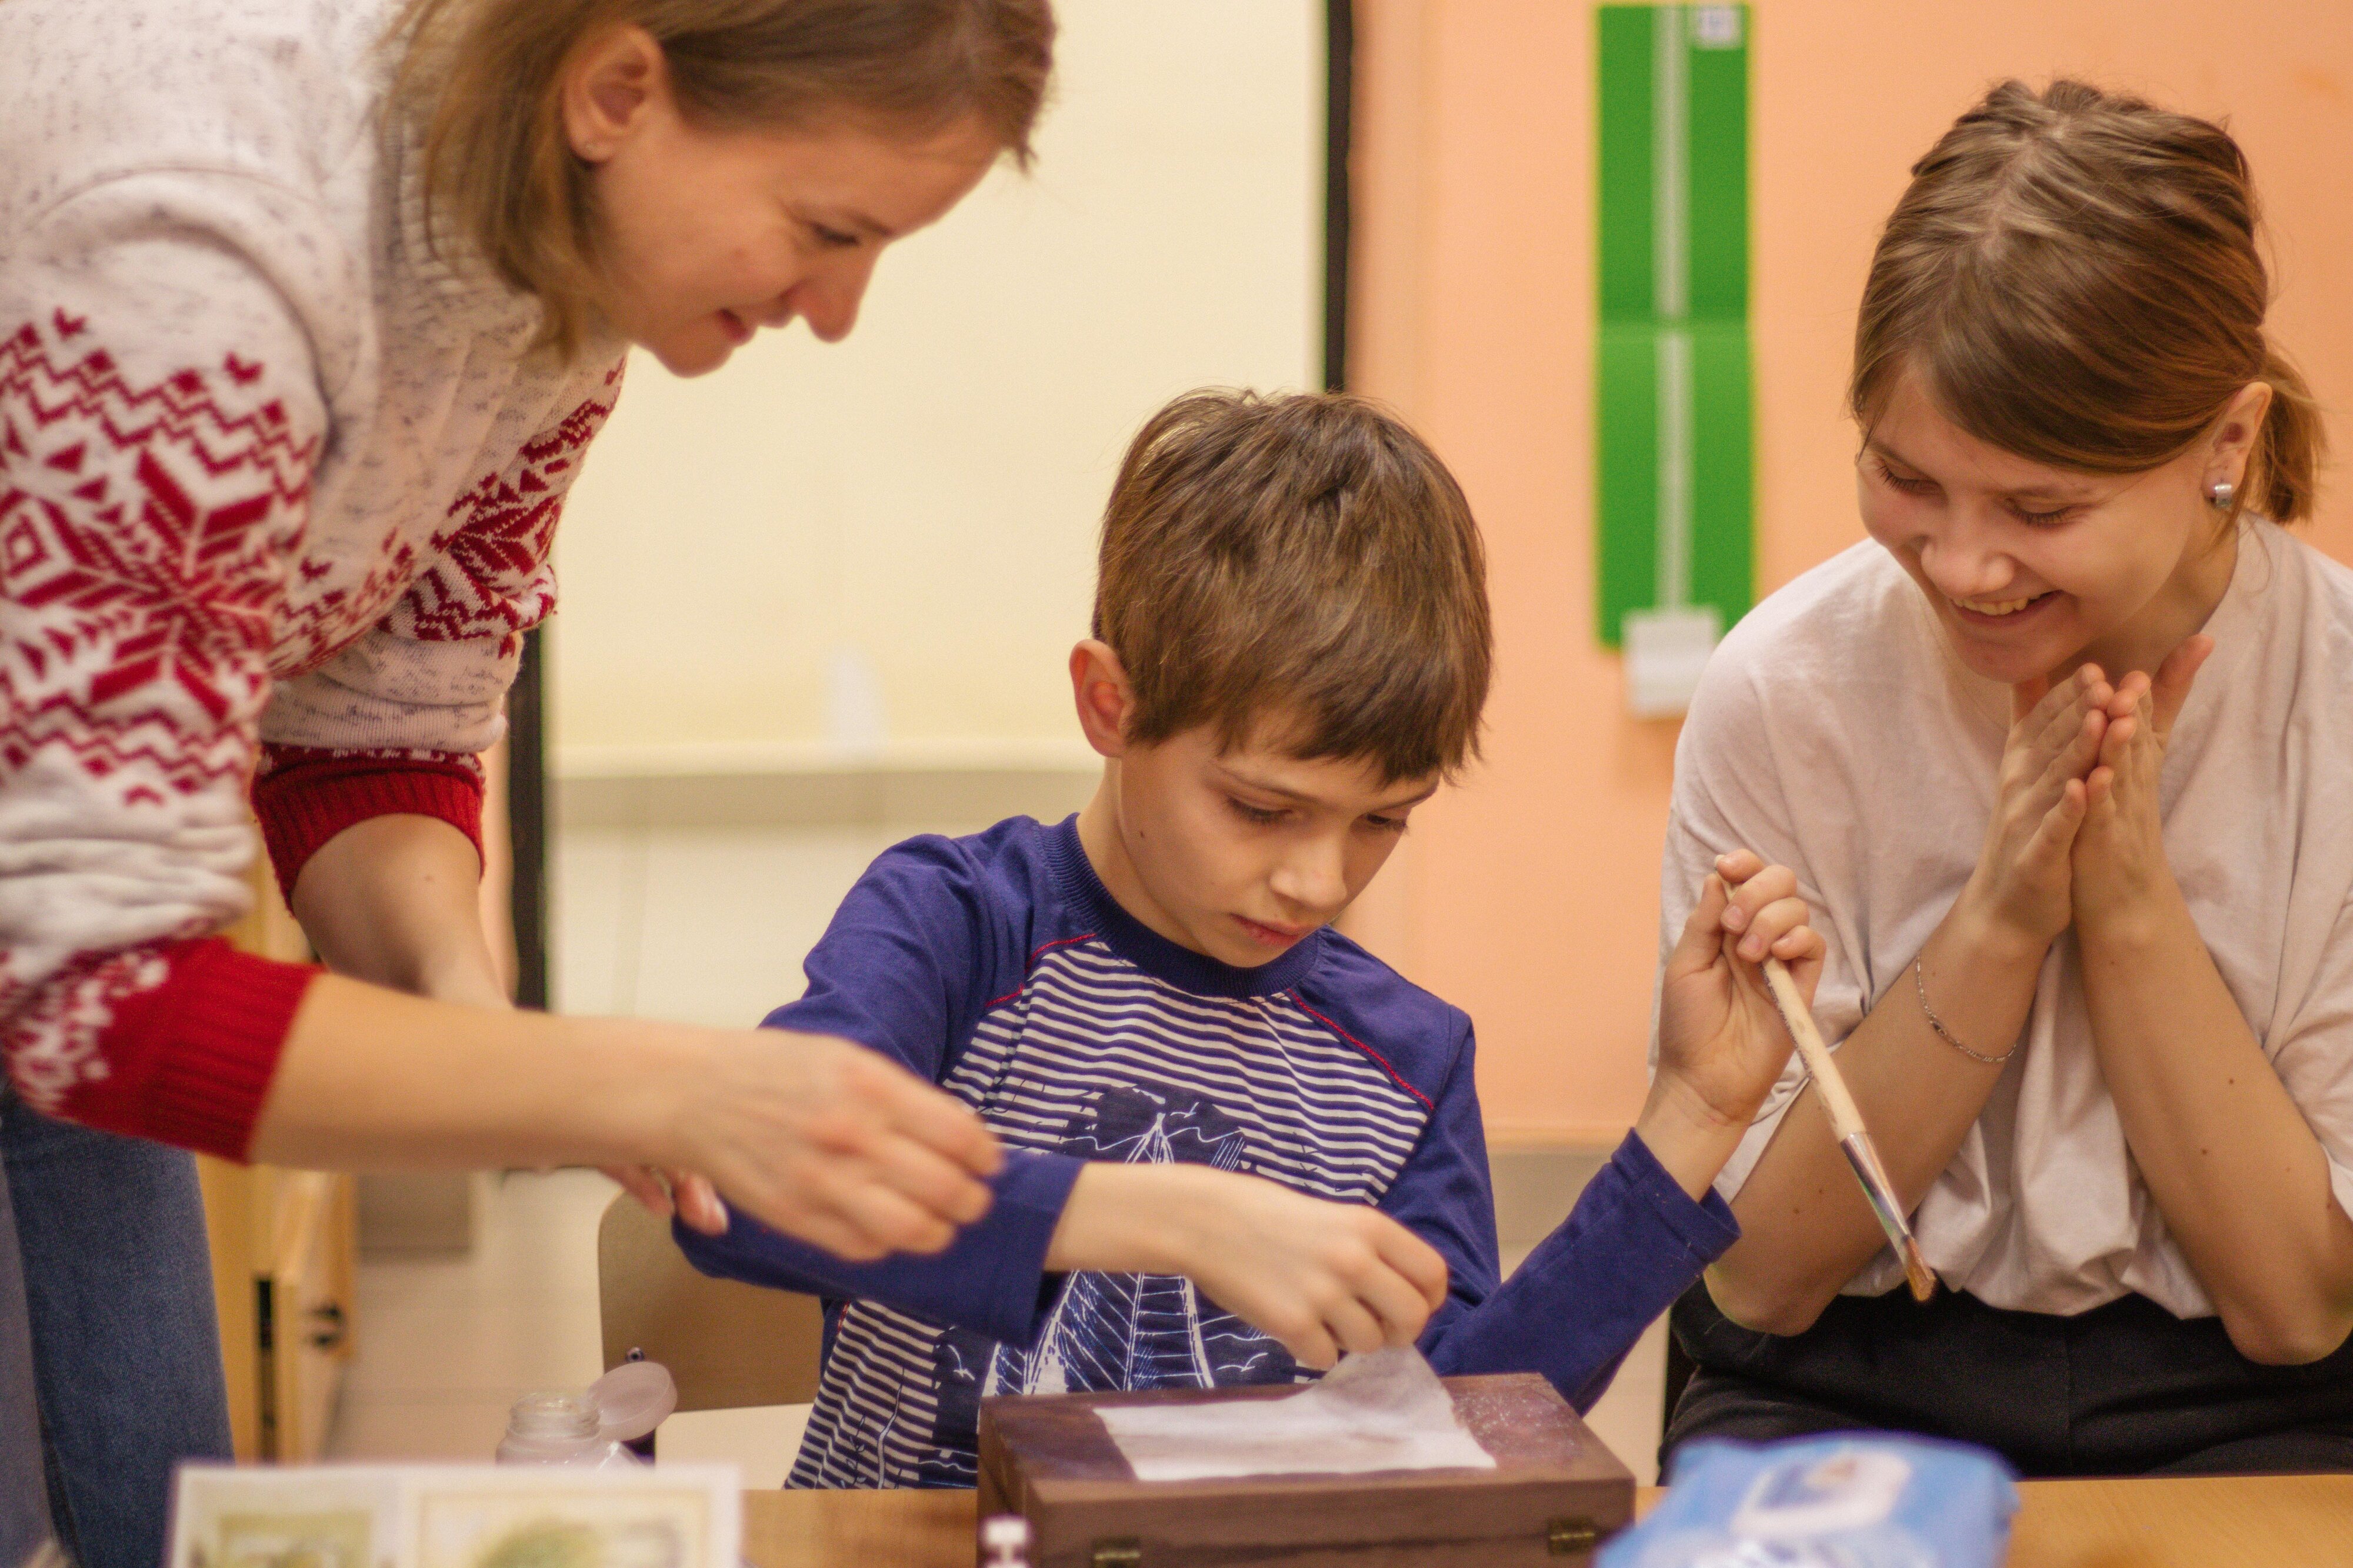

{"left": 391, "top": 0, "right": 1056, "bottom": 359}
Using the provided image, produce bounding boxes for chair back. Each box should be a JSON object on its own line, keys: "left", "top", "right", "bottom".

{"left": 595, "top": 1194, "right": 826, "bottom": 1412}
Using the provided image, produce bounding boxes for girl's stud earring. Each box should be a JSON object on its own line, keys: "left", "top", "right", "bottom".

{"left": 2208, "top": 480, "right": 2235, "bottom": 511}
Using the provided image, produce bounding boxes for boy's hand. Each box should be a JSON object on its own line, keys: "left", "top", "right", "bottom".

{"left": 1048, "top": 1163, "right": 1449, "bottom": 1370}
{"left": 1644, "top": 850, "right": 1825, "bottom": 1200}
{"left": 605, "top": 1163, "right": 730, "bottom": 1235}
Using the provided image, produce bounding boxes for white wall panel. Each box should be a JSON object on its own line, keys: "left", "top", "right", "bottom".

{"left": 550, "top": 0, "right": 1324, "bottom": 774}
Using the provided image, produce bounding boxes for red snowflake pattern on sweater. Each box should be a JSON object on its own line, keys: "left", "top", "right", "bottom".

{"left": 2, "top": 315, "right": 319, "bottom": 1137}
{"left": 0, "top": 942, "right": 170, "bottom": 1107}
{"left": 274, "top": 531, "right": 421, "bottom": 678}
{"left": 392, "top": 362, "right": 622, "bottom": 656}
{"left": 1, "top": 317, "right": 316, "bottom": 796}
{"left": 2, "top": 306, "right": 614, "bottom": 1149}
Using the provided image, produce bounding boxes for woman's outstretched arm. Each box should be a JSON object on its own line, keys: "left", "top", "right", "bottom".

{"left": 290, "top": 810, "right": 734, "bottom": 1230}
{"left": 279, "top": 815, "right": 1002, "bottom": 1260}
{"left": 251, "top": 975, "right": 1001, "bottom": 1262}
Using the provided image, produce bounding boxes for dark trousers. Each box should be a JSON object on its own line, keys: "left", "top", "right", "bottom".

{"left": 1665, "top": 1282, "right": 2353, "bottom": 1478}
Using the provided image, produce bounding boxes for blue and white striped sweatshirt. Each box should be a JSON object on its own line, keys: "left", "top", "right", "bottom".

{"left": 676, "top": 815, "right": 1738, "bottom": 1489}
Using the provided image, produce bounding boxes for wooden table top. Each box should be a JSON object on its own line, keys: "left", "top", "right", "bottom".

{"left": 741, "top": 1474, "right": 2353, "bottom": 1567}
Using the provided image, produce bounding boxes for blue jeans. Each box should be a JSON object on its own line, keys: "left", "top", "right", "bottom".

{"left": 3, "top": 1094, "right": 232, "bottom": 1568}
{"left": 0, "top": 1150, "right": 56, "bottom": 1567}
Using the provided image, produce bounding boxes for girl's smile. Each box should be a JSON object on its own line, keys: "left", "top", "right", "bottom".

{"left": 1856, "top": 369, "right": 2257, "bottom": 686}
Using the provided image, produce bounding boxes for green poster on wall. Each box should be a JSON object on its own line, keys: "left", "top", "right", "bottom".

{"left": 1595, "top": 4, "right": 1752, "bottom": 713}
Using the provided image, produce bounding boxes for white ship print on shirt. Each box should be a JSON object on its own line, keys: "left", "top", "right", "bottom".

{"left": 787, "top": 938, "right": 1430, "bottom": 1490}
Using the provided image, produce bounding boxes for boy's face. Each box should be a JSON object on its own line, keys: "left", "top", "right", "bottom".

{"left": 1072, "top": 645, "right": 1440, "bottom": 967}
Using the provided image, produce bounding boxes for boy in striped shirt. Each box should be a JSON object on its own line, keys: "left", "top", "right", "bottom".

{"left": 678, "top": 391, "right": 1822, "bottom": 1489}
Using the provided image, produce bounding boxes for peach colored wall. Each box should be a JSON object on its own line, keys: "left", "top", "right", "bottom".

{"left": 1345, "top": 1, "right": 2353, "bottom": 1142}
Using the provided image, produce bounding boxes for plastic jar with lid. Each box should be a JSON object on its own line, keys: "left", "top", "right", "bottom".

{"left": 494, "top": 1391, "right": 637, "bottom": 1468}
{"left": 494, "top": 1362, "right": 677, "bottom": 1467}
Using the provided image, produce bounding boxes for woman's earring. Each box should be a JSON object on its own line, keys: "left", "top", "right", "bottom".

{"left": 2208, "top": 479, "right": 2235, "bottom": 512}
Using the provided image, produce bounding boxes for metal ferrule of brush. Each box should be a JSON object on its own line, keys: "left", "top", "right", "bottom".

{"left": 1837, "top": 1133, "right": 1938, "bottom": 1302}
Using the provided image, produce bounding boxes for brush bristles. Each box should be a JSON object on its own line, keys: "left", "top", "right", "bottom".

{"left": 1901, "top": 1241, "right": 1938, "bottom": 1303}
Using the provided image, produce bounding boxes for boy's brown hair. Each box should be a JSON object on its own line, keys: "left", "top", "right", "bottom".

{"left": 390, "top": 0, "right": 1056, "bottom": 360}
{"left": 1094, "top": 389, "right": 1491, "bottom": 784}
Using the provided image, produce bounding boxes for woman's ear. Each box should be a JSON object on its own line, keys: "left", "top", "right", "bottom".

{"left": 1069, "top": 640, "right": 1136, "bottom": 760}
{"left": 2205, "top": 379, "right": 2274, "bottom": 495}
{"left": 561, "top": 25, "right": 669, "bottom": 164}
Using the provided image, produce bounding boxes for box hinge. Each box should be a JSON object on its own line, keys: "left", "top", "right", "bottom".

{"left": 1548, "top": 1516, "right": 1602, "bottom": 1556}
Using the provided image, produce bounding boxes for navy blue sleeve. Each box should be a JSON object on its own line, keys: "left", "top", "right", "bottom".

{"left": 1426, "top": 1129, "right": 1739, "bottom": 1412}
{"left": 671, "top": 831, "right": 1085, "bottom": 1346}
{"left": 753, "top": 833, "right": 1015, "bottom": 1077}
{"left": 675, "top": 1152, "right": 1085, "bottom": 1345}
{"left": 1381, "top": 1015, "right": 1503, "bottom": 1340}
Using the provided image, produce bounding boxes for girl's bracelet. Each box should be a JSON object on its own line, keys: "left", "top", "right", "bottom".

{"left": 1914, "top": 957, "right": 2021, "bottom": 1065}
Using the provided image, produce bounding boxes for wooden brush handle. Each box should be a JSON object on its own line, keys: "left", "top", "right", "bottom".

{"left": 1762, "top": 956, "right": 1867, "bottom": 1142}
{"left": 1764, "top": 957, "right": 1935, "bottom": 1299}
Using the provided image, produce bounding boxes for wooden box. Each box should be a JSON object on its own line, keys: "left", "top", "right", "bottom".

{"left": 976, "top": 1373, "right": 1634, "bottom": 1568}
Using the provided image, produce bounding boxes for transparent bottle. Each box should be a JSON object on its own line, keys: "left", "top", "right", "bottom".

{"left": 495, "top": 1391, "right": 637, "bottom": 1469}
{"left": 494, "top": 1362, "right": 676, "bottom": 1467}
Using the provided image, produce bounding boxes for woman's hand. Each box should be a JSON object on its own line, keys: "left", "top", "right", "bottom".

{"left": 1643, "top": 850, "right": 1825, "bottom": 1199}
{"left": 1046, "top": 1163, "right": 1449, "bottom": 1370}
{"left": 667, "top": 1027, "right": 1004, "bottom": 1261}
{"left": 2071, "top": 637, "right": 2211, "bottom": 931}
{"left": 1957, "top": 666, "right": 2115, "bottom": 952}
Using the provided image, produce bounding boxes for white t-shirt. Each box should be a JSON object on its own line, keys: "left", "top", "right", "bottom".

{"left": 1658, "top": 520, "right": 2353, "bottom": 1316}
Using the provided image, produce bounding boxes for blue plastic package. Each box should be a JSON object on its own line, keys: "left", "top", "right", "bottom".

{"left": 1598, "top": 1434, "right": 2019, "bottom": 1568}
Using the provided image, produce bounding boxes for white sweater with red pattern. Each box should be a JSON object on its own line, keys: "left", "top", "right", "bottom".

{"left": 0, "top": 0, "right": 627, "bottom": 1156}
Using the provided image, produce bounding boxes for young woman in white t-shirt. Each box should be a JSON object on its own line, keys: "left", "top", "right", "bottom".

{"left": 1659, "top": 79, "right": 2353, "bottom": 1476}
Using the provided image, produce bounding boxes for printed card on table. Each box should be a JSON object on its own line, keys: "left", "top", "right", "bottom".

{"left": 169, "top": 1464, "right": 741, "bottom": 1568}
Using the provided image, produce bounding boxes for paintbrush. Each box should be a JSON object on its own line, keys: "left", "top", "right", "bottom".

{"left": 1761, "top": 956, "right": 1937, "bottom": 1303}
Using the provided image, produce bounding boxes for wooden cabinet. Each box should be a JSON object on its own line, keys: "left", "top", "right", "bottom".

{"left": 196, "top": 858, "right": 359, "bottom": 1462}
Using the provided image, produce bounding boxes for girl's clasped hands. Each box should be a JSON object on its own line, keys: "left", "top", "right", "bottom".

{"left": 1978, "top": 633, "right": 2215, "bottom": 953}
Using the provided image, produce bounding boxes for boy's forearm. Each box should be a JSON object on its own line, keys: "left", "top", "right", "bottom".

{"left": 1427, "top": 1131, "right": 1735, "bottom": 1411}
{"left": 1634, "top": 1072, "right": 1751, "bottom": 1202}
{"left": 1044, "top": 1162, "right": 1220, "bottom": 1275}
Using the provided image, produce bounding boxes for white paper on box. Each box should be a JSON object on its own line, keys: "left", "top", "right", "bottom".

{"left": 1092, "top": 1347, "right": 1498, "bottom": 1483}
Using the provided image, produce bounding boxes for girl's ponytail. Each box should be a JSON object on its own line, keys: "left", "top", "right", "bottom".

{"left": 2252, "top": 342, "right": 2324, "bottom": 523}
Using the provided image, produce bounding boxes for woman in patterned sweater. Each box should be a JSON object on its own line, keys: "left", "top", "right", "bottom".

{"left": 0, "top": 2, "right": 1051, "bottom": 1561}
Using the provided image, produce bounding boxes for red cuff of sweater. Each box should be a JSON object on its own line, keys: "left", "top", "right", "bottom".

{"left": 58, "top": 938, "right": 320, "bottom": 1160}
{"left": 252, "top": 748, "right": 486, "bottom": 903}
